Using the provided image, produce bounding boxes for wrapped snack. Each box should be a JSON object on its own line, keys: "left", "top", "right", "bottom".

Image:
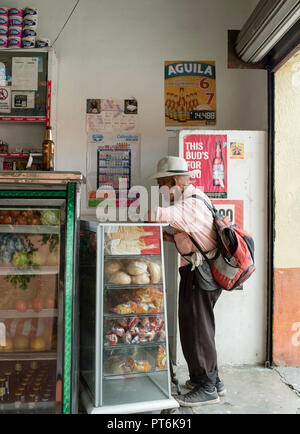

{"left": 108, "top": 271, "right": 131, "bottom": 285}
{"left": 152, "top": 296, "right": 164, "bottom": 312}
{"left": 159, "top": 329, "right": 166, "bottom": 340}
{"left": 156, "top": 346, "right": 167, "bottom": 370}
{"left": 131, "top": 274, "right": 150, "bottom": 285}
{"left": 117, "top": 318, "right": 128, "bottom": 328}
{"left": 104, "top": 259, "right": 123, "bottom": 275}
{"left": 141, "top": 317, "right": 151, "bottom": 331}
{"left": 111, "top": 325, "right": 125, "bottom": 338}
{"left": 124, "top": 331, "right": 132, "bottom": 344}
{"left": 114, "top": 301, "right": 137, "bottom": 315}
{"left": 134, "top": 360, "right": 151, "bottom": 373}
{"left": 126, "top": 260, "right": 148, "bottom": 276}
{"left": 127, "top": 317, "right": 140, "bottom": 332}
{"left": 125, "top": 358, "right": 135, "bottom": 372}
{"left": 135, "top": 288, "right": 151, "bottom": 298}
{"left": 131, "top": 334, "right": 140, "bottom": 345}
{"left": 107, "top": 333, "right": 118, "bottom": 346}
{"left": 136, "top": 302, "right": 157, "bottom": 314}
{"left": 147, "top": 262, "right": 161, "bottom": 284}
{"left": 139, "top": 328, "right": 156, "bottom": 343}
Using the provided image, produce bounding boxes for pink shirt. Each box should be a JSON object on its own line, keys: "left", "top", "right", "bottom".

{"left": 155, "top": 185, "right": 217, "bottom": 255}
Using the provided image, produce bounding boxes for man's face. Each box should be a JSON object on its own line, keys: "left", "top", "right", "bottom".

{"left": 157, "top": 177, "right": 177, "bottom": 203}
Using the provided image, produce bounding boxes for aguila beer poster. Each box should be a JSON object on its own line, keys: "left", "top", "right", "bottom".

{"left": 182, "top": 133, "right": 227, "bottom": 198}
{"left": 164, "top": 61, "right": 216, "bottom": 127}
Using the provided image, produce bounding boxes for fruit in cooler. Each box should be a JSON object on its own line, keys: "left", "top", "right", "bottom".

{"left": 11, "top": 251, "right": 30, "bottom": 268}
{"left": 14, "top": 299, "right": 28, "bottom": 312}
{"left": 32, "top": 297, "right": 43, "bottom": 313}
{"left": 31, "top": 251, "right": 47, "bottom": 266}
{"left": 13, "top": 335, "right": 30, "bottom": 351}
{"left": 30, "top": 336, "right": 46, "bottom": 351}
{"left": 0, "top": 337, "right": 13, "bottom": 351}
{"left": 40, "top": 210, "right": 60, "bottom": 226}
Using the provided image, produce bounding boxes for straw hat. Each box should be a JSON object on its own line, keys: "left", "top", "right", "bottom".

{"left": 149, "top": 156, "right": 200, "bottom": 179}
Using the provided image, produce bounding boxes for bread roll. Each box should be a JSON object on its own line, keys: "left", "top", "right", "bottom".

{"left": 104, "top": 259, "right": 123, "bottom": 275}
{"left": 148, "top": 262, "right": 161, "bottom": 283}
{"left": 126, "top": 260, "right": 148, "bottom": 276}
{"left": 109, "top": 271, "right": 132, "bottom": 285}
{"left": 131, "top": 273, "right": 151, "bottom": 285}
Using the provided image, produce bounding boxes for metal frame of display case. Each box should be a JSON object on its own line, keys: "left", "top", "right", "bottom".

{"left": 79, "top": 220, "right": 179, "bottom": 414}
{"left": 0, "top": 172, "right": 83, "bottom": 414}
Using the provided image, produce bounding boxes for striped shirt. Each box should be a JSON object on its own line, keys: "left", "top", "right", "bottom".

{"left": 155, "top": 184, "right": 217, "bottom": 255}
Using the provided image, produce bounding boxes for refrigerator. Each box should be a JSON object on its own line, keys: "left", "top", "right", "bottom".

{"left": 0, "top": 171, "right": 83, "bottom": 414}
{"left": 166, "top": 129, "right": 267, "bottom": 366}
{"left": 79, "top": 220, "right": 179, "bottom": 414}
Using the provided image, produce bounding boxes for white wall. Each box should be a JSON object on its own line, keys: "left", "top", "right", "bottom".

{"left": 2, "top": 0, "right": 267, "bottom": 196}
{"left": 2, "top": 0, "right": 268, "bottom": 365}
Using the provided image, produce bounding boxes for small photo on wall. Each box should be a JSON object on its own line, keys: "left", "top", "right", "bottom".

{"left": 124, "top": 99, "right": 138, "bottom": 114}
{"left": 87, "top": 99, "right": 101, "bottom": 114}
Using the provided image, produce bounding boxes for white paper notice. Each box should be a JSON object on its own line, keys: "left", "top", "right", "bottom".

{"left": 0, "top": 86, "right": 11, "bottom": 113}
{"left": 12, "top": 57, "right": 39, "bottom": 91}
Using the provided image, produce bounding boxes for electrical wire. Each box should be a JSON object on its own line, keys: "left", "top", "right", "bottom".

{"left": 51, "top": 0, "right": 81, "bottom": 47}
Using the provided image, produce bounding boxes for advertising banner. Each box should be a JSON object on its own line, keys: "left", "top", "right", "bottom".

{"left": 182, "top": 133, "right": 227, "bottom": 198}
{"left": 164, "top": 61, "right": 216, "bottom": 127}
{"left": 211, "top": 200, "right": 244, "bottom": 228}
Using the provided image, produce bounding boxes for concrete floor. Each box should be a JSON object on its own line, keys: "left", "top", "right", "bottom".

{"left": 165, "top": 364, "right": 300, "bottom": 414}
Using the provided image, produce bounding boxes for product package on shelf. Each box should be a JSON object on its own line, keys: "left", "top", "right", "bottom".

{"left": 104, "top": 226, "right": 161, "bottom": 255}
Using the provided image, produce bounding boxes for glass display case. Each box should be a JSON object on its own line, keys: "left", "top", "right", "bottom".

{"left": 79, "top": 221, "right": 179, "bottom": 414}
{"left": 0, "top": 172, "right": 83, "bottom": 414}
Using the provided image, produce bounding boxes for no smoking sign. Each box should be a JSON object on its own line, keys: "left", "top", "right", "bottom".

{"left": 0, "top": 86, "right": 11, "bottom": 113}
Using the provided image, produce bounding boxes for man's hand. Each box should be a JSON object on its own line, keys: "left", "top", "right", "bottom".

{"left": 163, "top": 231, "right": 174, "bottom": 243}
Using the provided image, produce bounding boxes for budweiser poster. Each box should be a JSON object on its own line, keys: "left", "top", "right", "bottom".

{"left": 182, "top": 133, "right": 227, "bottom": 198}
{"left": 164, "top": 61, "right": 216, "bottom": 127}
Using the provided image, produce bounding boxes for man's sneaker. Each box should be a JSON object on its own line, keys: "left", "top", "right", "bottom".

{"left": 176, "top": 385, "right": 220, "bottom": 407}
{"left": 185, "top": 378, "right": 227, "bottom": 396}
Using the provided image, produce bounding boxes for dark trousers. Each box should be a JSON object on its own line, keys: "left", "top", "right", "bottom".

{"left": 178, "top": 264, "right": 222, "bottom": 387}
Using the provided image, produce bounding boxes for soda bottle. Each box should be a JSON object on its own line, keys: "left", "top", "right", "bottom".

{"left": 212, "top": 141, "right": 225, "bottom": 187}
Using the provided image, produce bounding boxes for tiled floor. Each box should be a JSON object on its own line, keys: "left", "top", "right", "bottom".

{"left": 164, "top": 364, "right": 300, "bottom": 414}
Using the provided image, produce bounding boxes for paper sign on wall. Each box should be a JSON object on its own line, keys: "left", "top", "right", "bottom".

{"left": 12, "top": 57, "right": 38, "bottom": 91}
{"left": 183, "top": 133, "right": 227, "bottom": 198}
{"left": 86, "top": 98, "right": 138, "bottom": 132}
{"left": 212, "top": 200, "right": 244, "bottom": 228}
{"left": 230, "top": 142, "right": 244, "bottom": 159}
{"left": 0, "top": 86, "right": 11, "bottom": 113}
{"left": 165, "top": 61, "right": 216, "bottom": 128}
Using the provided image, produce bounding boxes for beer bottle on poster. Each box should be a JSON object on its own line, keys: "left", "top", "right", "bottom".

{"left": 165, "top": 93, "right": 170, "bottom": 118}
{"left": 173, "top": 95, "right": 179, "bottom": 121}
{"left": 42, "top": 126, "right": 55, "bottom": 171}
{"left": 212, "top": 141, "right": 225, "bottom": 187}
{"left": 178, "top": 88, "right": 186, "bottom": 122}
{"left": 186, "top": 94, "right": 191, "bottom": 120}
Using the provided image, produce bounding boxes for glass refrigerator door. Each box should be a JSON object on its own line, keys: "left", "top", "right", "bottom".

{"left": 0, "top": 198, "right": 66, "bottom": 413}
{"left": 100, "top": 224, "right": 172, "bottom": 409}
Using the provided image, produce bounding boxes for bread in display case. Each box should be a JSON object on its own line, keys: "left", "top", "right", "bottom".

{"left": 79, "top": 221, "right": 178, "bottom": 414}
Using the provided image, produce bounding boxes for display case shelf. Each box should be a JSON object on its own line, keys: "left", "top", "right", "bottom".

{"left": 0, "top": 265, "right": 59, "bottom": 275}
{"left": 104, "top": 312, "right": 163, "bottom": 319}
{"left": 104, "top": 254, "right": 161, "bottom": 259}
{"left": 0, "top": 351, "right": 57, "bottom": 361}
{"left": 0, "top": 308, "right": 57, "bottom": 319}
{"left": 103, "top": 369, "right": 168, "bottom": 381}
{"left": 104, "top": 340, "right": 166, "bottom": 350}
{"left": 104, "top": 283, "right": 163, "bottom": 290}
{"left": 0, "top": 225, "right": 59, "bottom": 234}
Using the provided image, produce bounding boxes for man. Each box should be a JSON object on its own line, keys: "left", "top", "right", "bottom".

{"left": 148, "top": 156, "right": 226, "bottom": 407}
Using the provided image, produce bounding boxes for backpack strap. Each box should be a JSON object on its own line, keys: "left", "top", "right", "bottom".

{"left": 191, "top": 194, "right": 217, "bottom": 215}
{"left": 187, "top": 233, "right": 214, "bottom": 265}
{"left": 188, "top": 194, "right": 218, "bottom": 264}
